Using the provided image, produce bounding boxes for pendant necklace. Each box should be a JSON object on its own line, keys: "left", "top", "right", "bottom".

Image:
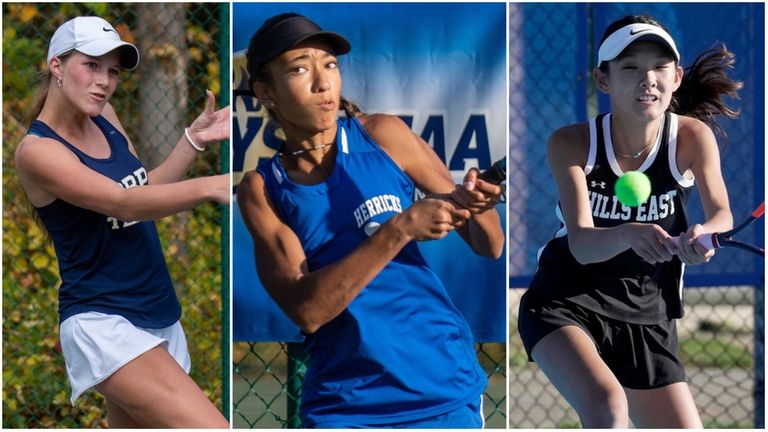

{"left": 282, "top": 142, "right": 334, "bottom": 156}
{"left": 614, "top": 141, "right": 653, "bottom": 159}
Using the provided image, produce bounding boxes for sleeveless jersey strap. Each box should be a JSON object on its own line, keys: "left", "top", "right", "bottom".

{"left": 27, "top": 119, "right": 87, "bottom": 161}
{"left": 585, "top": 114, "right": 604, "bottom": 175}
{"left": 28, "top": 116, "right": 123, "bottom": 158}
{"left": 339, "top": 123, "right": 349, "bottom": 154}
{"left": 27, "top": 120, "right": 51, "bottom": 139}
{"left": 665, "top": 113, "right": 693, "bottom": 187}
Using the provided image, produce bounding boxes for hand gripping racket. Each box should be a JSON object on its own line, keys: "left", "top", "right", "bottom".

{"left": 671, "top": 202, "right": 765, "bottom": 256}
{"left": 477, "top": 157, "right": 507, "bottom": 185}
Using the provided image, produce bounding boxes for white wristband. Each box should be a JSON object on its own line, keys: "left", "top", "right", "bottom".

{"left": 184, "top": 127, "right": 205, "bottom": 152}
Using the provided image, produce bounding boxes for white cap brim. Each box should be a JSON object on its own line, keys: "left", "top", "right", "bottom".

{"left": 76, "top": 39, "right": 140, "bottom": 70}
{"left": 597, "top": 23, "right": 680, "bottom": 67}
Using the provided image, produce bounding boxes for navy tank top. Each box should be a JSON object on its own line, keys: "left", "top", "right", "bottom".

{"left": 28, "top": 116, "right": 180, "bottom": 328}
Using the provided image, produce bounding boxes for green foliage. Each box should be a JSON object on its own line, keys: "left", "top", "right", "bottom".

{"left": 2, "top": 109, "right": 109, "bottom": 429}
{"left": 3, "top": 3, "right": 226, "bottom": 427}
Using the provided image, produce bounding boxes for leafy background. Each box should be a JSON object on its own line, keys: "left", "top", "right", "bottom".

{"left": 2, "top": 3, "right": 227, "bottom": 427}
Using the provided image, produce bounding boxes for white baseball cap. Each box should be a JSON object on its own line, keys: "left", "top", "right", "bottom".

{"left": 47, "top": 17, "right": 140, "bottom": 70}
{"left": 597, "top": 23, "right": 679, "bottom": 67}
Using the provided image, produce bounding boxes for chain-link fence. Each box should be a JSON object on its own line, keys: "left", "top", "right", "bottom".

{"left": 233, "top": 342, "right": 506, "bottom": 428}
{"left": 508, "top": 3, "right": 763, "bottom": 428}
{"left": 2, "top": 3, "right": 228, "bottom": 427}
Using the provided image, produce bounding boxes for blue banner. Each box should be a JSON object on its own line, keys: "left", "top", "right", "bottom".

{"left": 232, "top": 2, "right": 507, "bottom": 342}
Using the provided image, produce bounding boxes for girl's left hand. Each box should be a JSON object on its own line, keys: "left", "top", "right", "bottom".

{"left": 449, "top": 168, "right": 503, "bottom": 214}
{"left": 187, "top": 90, "right": 231, "bottom": 149}
{"left": 676, "top": 224, "right": 715, "bottom": 265}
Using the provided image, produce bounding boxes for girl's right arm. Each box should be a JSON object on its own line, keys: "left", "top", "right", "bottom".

{"left": 14, "top": 135, "right": 229, "bottom": 221}
{"left": 549, "top": 124, "right": 675, "bottom": 265}
{"left": 236, "top": 170, "right": 469, "bottom": 334}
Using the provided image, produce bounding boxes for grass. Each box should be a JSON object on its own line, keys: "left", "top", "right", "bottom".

{"left": 698, "top": 318, "right": 753, "bottom": 336}
{"left": 704, "top": 420, "right": 756, "bottom": 428}
{"left": 679, "top": 337, "right": 753, "bottom": 369}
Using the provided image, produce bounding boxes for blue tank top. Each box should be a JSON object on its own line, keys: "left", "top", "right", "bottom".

{"left": 28, "top": 116, "right": 180, "bottom": 328}
{"left": 258, "top": 117, "right": 486, "bottom": 426}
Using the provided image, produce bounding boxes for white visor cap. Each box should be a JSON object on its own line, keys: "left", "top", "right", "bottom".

{"left": 47, "top": 16, "right": 139, "bottom": 70}
{"left": 597, "top": 23, "right": 679, "bottom": 67}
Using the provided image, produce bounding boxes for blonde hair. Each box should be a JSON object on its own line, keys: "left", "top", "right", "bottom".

{"left": 24, "top": 72, "right": 53, "bottom": 127}
{"left": 24, "top": 51, "right": 73, "bottom": 127}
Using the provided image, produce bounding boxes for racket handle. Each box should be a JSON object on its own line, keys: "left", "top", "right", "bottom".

{"left": 669, "top": 234, "right": 716, "bottom": 253}
{"left": 477, "top": 158, "right": 507, "bottom": 185}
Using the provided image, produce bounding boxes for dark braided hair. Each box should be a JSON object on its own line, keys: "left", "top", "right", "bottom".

{"left": 339, "top": 97, "right": 363, "bottom": 118}
{"left": 599, "top": 15, "right": 742, "bottom": 143}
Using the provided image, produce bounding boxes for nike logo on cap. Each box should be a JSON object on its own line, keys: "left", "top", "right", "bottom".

{"left": 629, "top": 28, "right": 652, "bottom": 35}
{"left": 103, "top": 27, "right": 115, "bottom": 32}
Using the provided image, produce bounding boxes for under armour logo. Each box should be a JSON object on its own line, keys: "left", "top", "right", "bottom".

{"left": 103, "top": 27, "right": 115, "bottom": 32}
{"left": 590, "top": 181, "right": 606, "bottom": 189}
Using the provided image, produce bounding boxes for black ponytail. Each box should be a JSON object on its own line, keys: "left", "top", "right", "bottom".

{"left": 670, "top": 44, "right": 743, "bottom": 144}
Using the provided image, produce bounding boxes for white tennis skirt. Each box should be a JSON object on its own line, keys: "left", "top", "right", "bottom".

{"left": 59, "top": 311, "right": 191, "bottom": 404}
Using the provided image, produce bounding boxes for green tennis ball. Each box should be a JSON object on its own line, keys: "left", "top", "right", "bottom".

{"left": 615, "top": 171, "right": 651, "bottom": 207}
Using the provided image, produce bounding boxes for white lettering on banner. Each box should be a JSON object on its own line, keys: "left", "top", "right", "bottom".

{"left": 587, "top": 189, "right": 677, "bottom": 222}
{"left": 233, "top": 110, "right": 501, "bottom": 188}
{"left": 353, "top": 194, "right": 403, "bottom": 229}
{"left": 107, "top": 167, "right": 148, "bottom": 230}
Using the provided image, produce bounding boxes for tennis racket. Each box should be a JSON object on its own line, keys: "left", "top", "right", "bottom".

{"left": 671, "top": 202, "right": 764, "bottom": 256}
{"left": 477, "top": 157, "right": 507, "bottom": 185}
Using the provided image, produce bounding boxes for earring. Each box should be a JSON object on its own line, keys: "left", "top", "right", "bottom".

{"left": 265, "top": 101, "right": 275, "bottom": 108}
{"left": 57, "top": 78, "right": 62, "bottom": 88}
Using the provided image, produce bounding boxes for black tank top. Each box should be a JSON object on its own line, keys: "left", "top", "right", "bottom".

{"left": 529, "top": 112, "right": 693, "bottom": 323}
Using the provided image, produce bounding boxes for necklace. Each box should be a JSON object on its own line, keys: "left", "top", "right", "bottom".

{"left": 282, "top": 142, "right": 334, "bottom": 156}
{"left": 614, "top": 141, "right": 653, "bottom": 159}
